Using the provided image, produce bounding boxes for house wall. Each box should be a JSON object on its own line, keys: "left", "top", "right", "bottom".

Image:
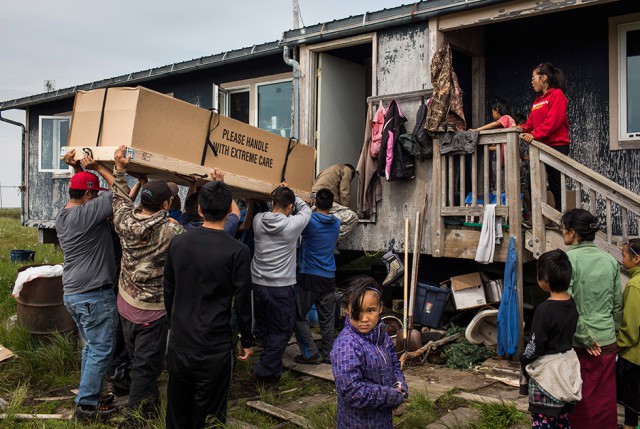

{"left": 24, "top": 54, "right": 289, "bottom": 223}
{"left": 484, "top": 0, "right": 640, "bottom": 234}
{"left": 341, "top": 23, "right": 434, "bottom": 254}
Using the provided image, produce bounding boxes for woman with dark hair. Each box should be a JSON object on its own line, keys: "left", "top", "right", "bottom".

{"left": 560, "top": 208, "right": 622, "bottom": 429}
{"left": 521, "top": 62, "right": 570, "bottom": 211}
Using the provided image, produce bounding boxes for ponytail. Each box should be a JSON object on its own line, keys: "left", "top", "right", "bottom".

{"left": 535, "top": 62, "right": 567, "bottom": 93}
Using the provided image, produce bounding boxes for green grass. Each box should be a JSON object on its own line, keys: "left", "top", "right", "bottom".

{"left": 303, "top": 400, "right": 337, "bottom": 429}
{"left": 397, "top": 389, "right": 439, "bottom": 428}
{"left": 468, "top": 401, "right": 528, "bottom": 429}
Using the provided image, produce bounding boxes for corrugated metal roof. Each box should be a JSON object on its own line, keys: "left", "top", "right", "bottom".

{"left": 0, "top": 40, "right": 281, "bottom": 111}
{"left": 280, "top": 0, "right": 507, "bottom": 46}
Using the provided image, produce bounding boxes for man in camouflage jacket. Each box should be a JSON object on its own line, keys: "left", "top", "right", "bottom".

{"left": 111, "top": 145, "right": 183, "bottom": 426}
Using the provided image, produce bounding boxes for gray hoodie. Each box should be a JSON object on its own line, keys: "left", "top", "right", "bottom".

{"left": 251, "top": 196, "right": 311, "bottom": 286}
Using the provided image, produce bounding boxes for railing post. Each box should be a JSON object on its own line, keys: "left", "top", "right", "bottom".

{"left": 529, "top": 144, "right": 545, "bottom": 258}
{"left": 431, "top": 137, "right": 445, "bottom": 257}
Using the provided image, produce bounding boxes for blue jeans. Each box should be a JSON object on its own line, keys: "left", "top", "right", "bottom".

{"left": 64, "top": 288, "right": 118, "bottom": 406}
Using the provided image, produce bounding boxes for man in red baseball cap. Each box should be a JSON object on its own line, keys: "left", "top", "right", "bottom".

{"left": 56, "top": 149, "right": 119, "bottom": 422}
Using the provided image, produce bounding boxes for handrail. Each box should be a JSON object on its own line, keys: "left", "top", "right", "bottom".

{"left": 527, "top": 138, "right": 640, "bottom": 262}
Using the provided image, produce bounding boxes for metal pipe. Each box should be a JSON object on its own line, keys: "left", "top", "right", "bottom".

{"left": 0, "top": 110, "right": 26, "bottom": 219}
{"left": 283, "top": 45, "right": 301, "bottom": 140}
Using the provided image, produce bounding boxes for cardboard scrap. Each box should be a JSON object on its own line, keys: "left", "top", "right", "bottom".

{"left": 0, "top": 345, "right": 15, "bottom": 362}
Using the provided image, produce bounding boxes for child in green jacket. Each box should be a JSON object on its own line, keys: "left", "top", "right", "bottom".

{"left": 617, "top": 238, "right": 640, "bottom": 429}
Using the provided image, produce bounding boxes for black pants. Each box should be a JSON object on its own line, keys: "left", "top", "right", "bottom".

{"left": 166, "top": 348, "right": 233, "bottom": 429}
{"left": 546, "top": 145, "right": 570, "bottom": 211}
{"left": 120, "top": 315, "right": 168, "bottom": 411}
{"left": 252, "top": 284, "right": 295, "bottom": 378}
{"left": 293, "top": 277, "right": 336, "bottom": 361}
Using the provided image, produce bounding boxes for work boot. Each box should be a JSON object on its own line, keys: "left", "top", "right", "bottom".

{"left": 381, "top": 251, "right": 403, "bottom": 286}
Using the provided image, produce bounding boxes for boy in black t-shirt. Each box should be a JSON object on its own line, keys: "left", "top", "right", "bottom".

{"left": 520, "top": 249, "right": 582, "bottom": 429}
{"left": 163, "top": 180, "right": 253, "bottom": 428}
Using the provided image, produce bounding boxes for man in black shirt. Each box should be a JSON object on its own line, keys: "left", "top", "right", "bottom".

{"left": 163, "top": 179, "right": 253, "bottom": 428}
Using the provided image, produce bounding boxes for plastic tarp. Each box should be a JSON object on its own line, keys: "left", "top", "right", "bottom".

{"left": 497, "top": 236, "right": 519, "bottom": 357}
{"left": 12, "top": 264, "right": 64, "bottom": 298}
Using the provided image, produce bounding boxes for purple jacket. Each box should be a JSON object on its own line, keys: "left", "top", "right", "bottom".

{"left": 330, "top": 318, "right": 408, "bottom": 429}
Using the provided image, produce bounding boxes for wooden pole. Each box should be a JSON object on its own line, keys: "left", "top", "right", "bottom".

{"left": 402, "top": 216, "right": 409, "bottom": 353}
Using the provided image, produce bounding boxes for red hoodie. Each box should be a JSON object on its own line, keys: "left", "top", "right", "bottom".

{"left": 521, "top": 87, "right": 570, "bottom": 147}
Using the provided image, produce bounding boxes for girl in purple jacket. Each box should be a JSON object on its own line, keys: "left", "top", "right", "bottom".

{"left": 330, "top": 276, "right": 408, "bottom": 429}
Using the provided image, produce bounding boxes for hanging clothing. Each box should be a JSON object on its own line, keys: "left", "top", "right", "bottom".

{"left": 446, "top": 70, "right": 466, "bottom": 131}
{"left": 475, "top": 204, "right": 496, "bottom": 264}
{"left": 425, "top": 42, "right": 452, "bottom": 132}
{"left": 356, "top": 102, "right": 382, "bottom": 219}
{"left": 497, "top": 236, "right": 519, "bottom": 357}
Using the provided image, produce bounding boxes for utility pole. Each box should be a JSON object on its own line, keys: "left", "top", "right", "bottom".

{"left": 293, "top": 0, "right": 300, "bottom": 29}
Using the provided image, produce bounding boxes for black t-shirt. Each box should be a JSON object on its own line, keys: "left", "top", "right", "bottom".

{"left": 521, "top": 297, "right": 579, "bottom": 367}
{"left": 164, "top": 226, "right": 253, "bottom": 353}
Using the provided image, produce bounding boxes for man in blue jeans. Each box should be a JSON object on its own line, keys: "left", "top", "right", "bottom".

{"left": 56, "top": 149, "right": 119, "bottom": 422}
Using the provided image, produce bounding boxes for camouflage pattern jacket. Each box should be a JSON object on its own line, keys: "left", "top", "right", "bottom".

{"left": 113, "top": 169, "right": 183, "bottom": 311}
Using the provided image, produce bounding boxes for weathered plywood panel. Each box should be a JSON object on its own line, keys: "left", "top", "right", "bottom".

{"left": 340, "top": 24, "right": 433, "bottom": 254}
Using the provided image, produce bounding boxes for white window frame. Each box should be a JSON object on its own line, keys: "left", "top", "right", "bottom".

{"left": 254, "top": 78, "right": 293, "bottom": 135}
{"left": 211, "top": 72, "right": 292, "bottom": 127}
{"left": 609, "top": 13, "right": 640, "bottom": 150}
{"left": 38, "top": 115, "right": 72, "bottom": 173}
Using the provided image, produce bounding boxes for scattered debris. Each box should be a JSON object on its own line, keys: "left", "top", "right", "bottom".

{"left": 402, "top": 332, "right": 462, "bottom": 363}
{"left": 33, "top": 395, "right": 76, "bottom": 402}
{"left": 246, "top": 400, "right": 310, "bottom": 428}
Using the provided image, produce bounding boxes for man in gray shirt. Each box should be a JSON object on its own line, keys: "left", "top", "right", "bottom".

{"left": 251, "top": 185, "right": 311, "bottom": 382}
{"left": 55, "top": 149, "right": 119, "bottom": 422}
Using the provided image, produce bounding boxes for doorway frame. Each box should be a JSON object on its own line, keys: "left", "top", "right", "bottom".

{"left": 299, "top": 33, "right": 377, "bottom": 152}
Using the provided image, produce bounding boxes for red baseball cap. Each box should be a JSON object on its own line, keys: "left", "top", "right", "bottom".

{"left": 69, "top": 171, "right": 108, "bottom": 191}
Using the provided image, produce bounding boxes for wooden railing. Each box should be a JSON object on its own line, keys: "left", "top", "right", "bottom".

{"left": 527, "top": 140, "right": 640, "bottom": 263}
{"left": 431, "top": 128, "right": 523, "bottom": 261}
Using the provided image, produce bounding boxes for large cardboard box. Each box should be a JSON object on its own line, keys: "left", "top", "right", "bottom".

{"left": 450, "top": 272, "right": 487, "bottom": 310}
{"left": 68, "top": 86, "right": 315, "bottom": 193}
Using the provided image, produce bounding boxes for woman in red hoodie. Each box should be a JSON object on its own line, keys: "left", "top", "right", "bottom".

{"left": 521, "top": 62, "right": 569, "bottom": 212}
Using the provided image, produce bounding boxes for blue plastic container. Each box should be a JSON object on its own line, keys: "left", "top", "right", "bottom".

{"left": 413, "top": 281, "right": 451, "bottom": 328}
{"left": 10, "top": 250, "right": 35, "bottom": 263}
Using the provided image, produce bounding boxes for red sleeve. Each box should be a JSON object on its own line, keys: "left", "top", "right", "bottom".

{"left": 531, "top": 91, "right": 567, "bottom": 141}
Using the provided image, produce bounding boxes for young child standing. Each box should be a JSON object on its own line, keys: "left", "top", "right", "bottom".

{"left": 331, "top": 276, "right": 408, "bottom": 429}
{"left": 617, "top": 238, "right": 640, "bottom": 429}
{"left": 520, "top": 249, "right": 582, "bottom": 429}
{"left": 471, "top": 98, "right": 516, "bottom": 192}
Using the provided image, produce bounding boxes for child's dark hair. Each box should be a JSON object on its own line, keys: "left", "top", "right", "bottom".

{"left": 560, "top": 208, "right": 599, "bottom": 242}
{"left": 491, "top": 97, "right": 512, "bottom": 117}
{"left": 272, "top": 186, "right": 295, "bottom": 210}
{"left": 537, "top": 249, "right": 572, "bottom": 293}
{"left": 343, "top": 275, "right": 382, "bottom": 321}
{"left": 514, "top": 113, "right": 526, "bottom": 125}
{"left": 315, "top": 188, "right": 334, "bottom": 211}
{"left": 625, "top": 238, "right": 640, "bottom": 259}
{"left": 534, "top": 62, "right": 567, "bottom": 93}
{"left": 198, "top": 181, "right": 232, "bottom": 222}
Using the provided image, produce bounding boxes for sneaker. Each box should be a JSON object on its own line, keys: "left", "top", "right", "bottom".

{"left": 73, "top": 403, "right": 116, "bottom": 423}
{"left": 294, "top": 353, "right": 322, "bottom": 365}
{"left": 250, "top": 370, "right": 280, "bottom": 385}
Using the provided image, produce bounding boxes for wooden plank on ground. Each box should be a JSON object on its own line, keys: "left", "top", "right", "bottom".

{"left": 227, "top": 418, "right": 262, "bottom": 429}
{"left": 63, "top": 146, "right": 311, "bottom": 201}
{"left": 453, "top": 391, "right": 528, "bottom": 412}
{"left": 0, "top": 345, "right": 14, "bottom": 362}
{"left": 0, "top": 413, "right": 72, "bottom": 420}
{"left": 246, "top": 400, "right": 310, "bottom": 428}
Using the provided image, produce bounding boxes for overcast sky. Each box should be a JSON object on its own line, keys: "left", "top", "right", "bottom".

{"left": 0, "top": 0, "right": 396, "bottom": 208}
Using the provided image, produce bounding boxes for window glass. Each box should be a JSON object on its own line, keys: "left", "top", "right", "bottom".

{"left": 40, "top": 117, "right": 70, "bottom": 171}
{"left": 229, "top": 91, "right": 250, "bottom": 124}
{"left": 626, "top": 29, "right": 640, "bottom": 134}
{"left": 257, "top": 81, "right": 292, "bottom": 138}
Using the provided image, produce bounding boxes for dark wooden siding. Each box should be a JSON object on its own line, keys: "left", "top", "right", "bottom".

{"left": 484, "top": 0, "right": 640, "bottom": 234}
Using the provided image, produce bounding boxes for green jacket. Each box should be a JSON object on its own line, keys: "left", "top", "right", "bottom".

{"left": 618, "top": 266, "right": 640, "bottom": 365}
{"left": 566, "top": 241, "right": 622, "bottom": 348}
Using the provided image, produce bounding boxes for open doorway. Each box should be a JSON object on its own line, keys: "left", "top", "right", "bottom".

{"left": 313, "top": 42, "right": 372, "bottom": 208}
{"left": 314, "top": 44, "right": 372, "bottom": 171}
